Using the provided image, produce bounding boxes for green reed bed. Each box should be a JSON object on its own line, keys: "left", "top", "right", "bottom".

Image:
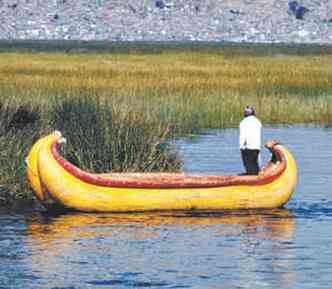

{"left": 0, "top": 101, "right": 42, "bottom": 203}
{"left": 0, "top": 49, "right": 331, "bottom": 128}
{"left": 0, "top": 43, "right": 331, "bottom": 203}
{"left": 51, "top": 95, "right": 181, "bottom": 173}
{"left": 0, "top": 95, "right": 181, "bottom": 203}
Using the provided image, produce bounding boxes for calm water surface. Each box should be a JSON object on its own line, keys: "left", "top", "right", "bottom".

{"left": 1, "top": 126, "right": 332, "bottom": 289}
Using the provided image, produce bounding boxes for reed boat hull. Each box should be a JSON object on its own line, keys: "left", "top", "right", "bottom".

{"left": 26, "top": 131, "right": 297, "bottom": 212}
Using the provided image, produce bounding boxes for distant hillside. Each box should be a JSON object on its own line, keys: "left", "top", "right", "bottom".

{"left": 0, "top": 0, "right": 331, "bottom": 43}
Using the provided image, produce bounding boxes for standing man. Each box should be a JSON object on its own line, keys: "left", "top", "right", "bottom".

{"left": 239, "top": 105, "right": 262, "bottom": 175}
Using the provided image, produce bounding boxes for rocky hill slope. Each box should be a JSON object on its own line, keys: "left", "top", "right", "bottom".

{"left": 0, "top": 0, "right": 331, "bottom": 43}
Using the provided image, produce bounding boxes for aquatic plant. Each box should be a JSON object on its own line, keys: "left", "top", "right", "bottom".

{"left": 50, "top": 94, "right": 181, "bottom": 173}
{"left": 0, "top": 45, "right": 331, "bottom": 129}
{"left": 0, "top": 100, "right": 42, "bottom": 202}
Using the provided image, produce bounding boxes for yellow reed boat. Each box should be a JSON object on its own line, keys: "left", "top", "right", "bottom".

{"left": 26, "top": 131, "right": 297, "bottom": 212}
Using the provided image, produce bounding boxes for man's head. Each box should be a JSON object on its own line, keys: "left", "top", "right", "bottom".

{"left": 244, "top": 105, "right": 255, "bottom": 117}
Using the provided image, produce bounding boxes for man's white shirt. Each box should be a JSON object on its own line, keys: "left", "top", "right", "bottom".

{"left": 239, "top": 115, "right": 262, "bottom": 150}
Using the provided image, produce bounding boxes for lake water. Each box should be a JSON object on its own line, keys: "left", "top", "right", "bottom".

{"left": 1, "top": 125, "right": 332, "bottom": 289}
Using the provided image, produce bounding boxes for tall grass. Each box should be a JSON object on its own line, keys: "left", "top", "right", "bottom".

{"left": 50, "top": 95, "right": 181, "bottom": 173}
{"left": 0, "top": 95, "right": 181, "bottom": 203}
{"left": 0, "top": 49, "right": 331, "bottom": 129}
{"left": 0, "top": 101, "right": 42, "bottom": 203}
{"left": 0, "top": 43, "right": 331, "bottom": 203}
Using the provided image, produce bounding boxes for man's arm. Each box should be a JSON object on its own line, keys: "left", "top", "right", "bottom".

{"left": 239, "top": 122, "right": 246, "bottom": 149}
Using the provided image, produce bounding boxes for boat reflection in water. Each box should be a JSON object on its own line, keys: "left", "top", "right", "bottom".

{"left": 26, "top": 209, "right": 297, "bottom": 288}
{"left": 27, "top": 209, "right": 294, "bottom": 241}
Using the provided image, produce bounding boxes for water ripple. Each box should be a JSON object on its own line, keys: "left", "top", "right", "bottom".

{"left": 86, "top": 279, "right": 169, "bottom": 287}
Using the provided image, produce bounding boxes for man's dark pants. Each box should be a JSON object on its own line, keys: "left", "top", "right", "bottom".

{"left": 241, "top": 149, "right": 260, "bottom": 175}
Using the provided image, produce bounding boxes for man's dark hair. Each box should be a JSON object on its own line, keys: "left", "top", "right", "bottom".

{"left": 244, "top": 105, "right": 255, "bottom": 117}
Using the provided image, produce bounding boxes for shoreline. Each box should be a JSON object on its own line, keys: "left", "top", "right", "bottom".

{"left": 0, "top": 40, "right": 332, "bottom": 54}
